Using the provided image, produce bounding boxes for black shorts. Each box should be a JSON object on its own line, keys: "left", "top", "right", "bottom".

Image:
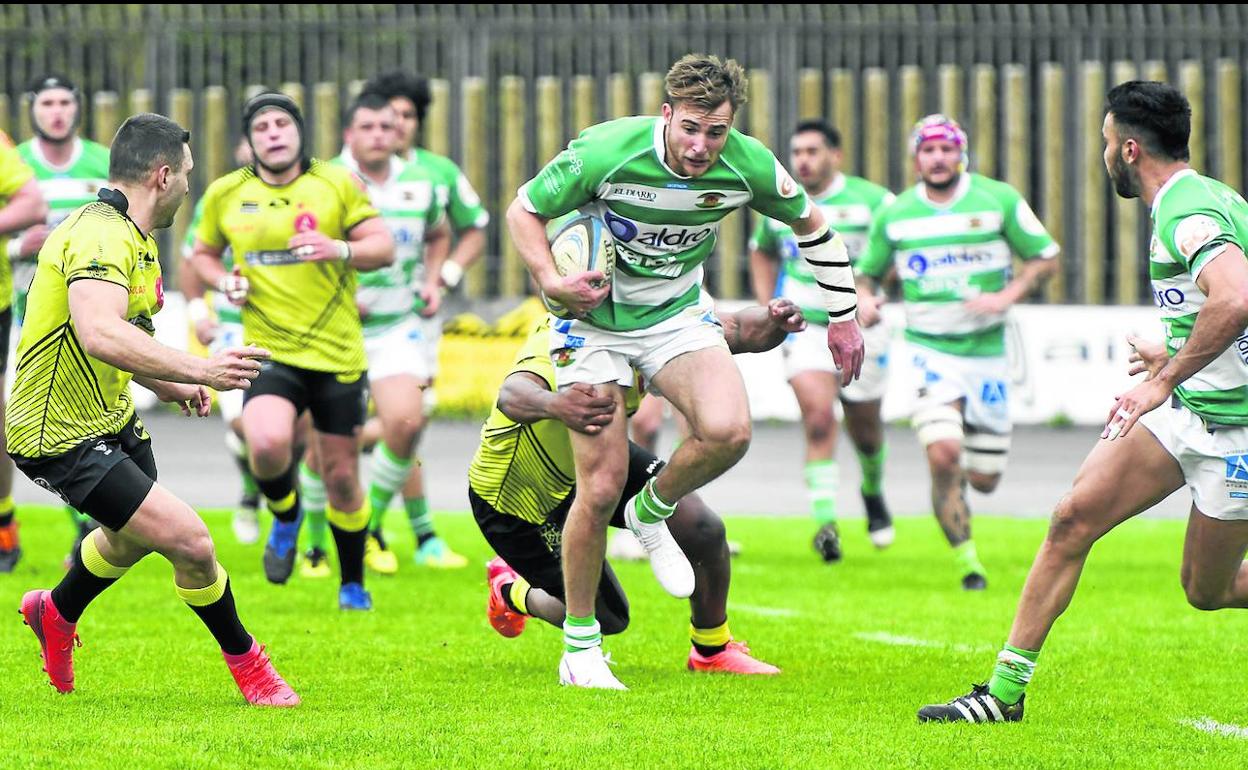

{"left": 244, "top": 360, "right": 368, "bottom": 436}
{"left": 470, "top": 442, "right": 665, "bottom": 630}
{"left": 0, "top": 306, "right": 12, "bottom": 370}
{"left": 12, "top": 414, "right": 157, "bottom": 531}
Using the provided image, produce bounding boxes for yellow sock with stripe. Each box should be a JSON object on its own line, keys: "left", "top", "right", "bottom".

{"left": 0, "top": 495, "right": 13, "bottom": 527}
{"left": 51, "top": 530, "right": 131, "bottom": 623}
{"left": 503, "top": 576, "right": 531, "bottom": 615}
{"left": 177, "top": 563, "right": 252, "bottom": 656}
{"left": 327, "top": 500, "right": 370, "bottom": 586}
{"left": 691, "top": 621, "right": 731, "bottom": 656}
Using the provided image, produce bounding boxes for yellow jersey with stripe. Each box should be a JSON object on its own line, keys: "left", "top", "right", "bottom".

{"left": 6, "top": 194, "right": 162, "bottom": 458}
{"left": 468, "top": 317, "right": 641, "bottom": 524}
{"left": 0, "top": 131, "right": 35, "bottom": 311}
{"left": 195, "top": 160, "right": 379, "bottom": 374}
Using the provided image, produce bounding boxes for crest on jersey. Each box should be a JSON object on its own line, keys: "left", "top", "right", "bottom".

{"left": 695, "top": 192, "right": 726, "bottom": 209}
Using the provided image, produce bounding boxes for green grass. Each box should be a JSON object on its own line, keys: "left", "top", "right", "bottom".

{"left": 2, "top": 506, "right": 1247, "bottom": 769}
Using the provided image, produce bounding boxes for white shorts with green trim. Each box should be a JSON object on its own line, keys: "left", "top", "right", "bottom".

{"left": 1139, "top": 399, "right": 1248, "bottom": 521}
{"left": 908, "top": 343, "right": 1012, "bottom": 437}
{"left": 365, "top": 316, "right": 435, "bottom": 384}
{"left": 548, "top": 298, "right": 728, "bottom": 390}
{"left": 781, "top": 318, "right": 891, "bottom": 403}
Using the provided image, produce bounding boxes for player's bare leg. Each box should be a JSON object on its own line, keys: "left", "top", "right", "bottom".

{"left": 790, "top": 370, "right": 841, "bottom": 561}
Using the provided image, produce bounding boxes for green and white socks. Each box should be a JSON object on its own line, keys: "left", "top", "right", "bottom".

{"left": 988, "top": 645, "right": 1039, "bottom": 705}
{"left": 368, "top": 444, "right": 412, "bottom": 531}
{"left": 407, "top": 497, "right": 435, "bottom": 547}
{"left": 299, "top": 462, "right": 329, "bottom": 552}
{"left": 954, "top": 540, "right": 987, "bottom": 577}
{"left": 632, "top": 478, "right": 676, "bottom": 524}
{"left": 563, "top": 613, "right": 602, "bottom": 653}
{"left": 804, "top": 459, "right": 838, "bottom": 524}
{"left": 858, "top": 444, "right": 887, "bottom": 497}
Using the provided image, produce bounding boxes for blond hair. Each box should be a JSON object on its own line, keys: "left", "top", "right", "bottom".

{"left": 664, "top": 54, "right": 748, "bottom": 112}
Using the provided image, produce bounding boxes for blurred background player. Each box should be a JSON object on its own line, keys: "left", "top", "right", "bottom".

{"left": 474, "top": 301, "right": 805, "bottom": 684}
{"left": 297, "top": 93, "right": 459, "bottom": 578}
{"left": 180, "top": 137, "right": 259, "bottom": 545}
{"left": 0, "top": 120, "right": 49, "bottom": 572}
{"left": 750, "top": 119, "right": 895, "bottom": 562}
{"left": 857, "top": 115, "right": 1058, "bottom": 590}
{"left": 358, "top": 71, "right": 486, "bottom": 567}
{"left": 13, "top": 75, "right": 110, "bottom": 565}
{"left": 189, "top": 92, "right": 395, "bottom": 610}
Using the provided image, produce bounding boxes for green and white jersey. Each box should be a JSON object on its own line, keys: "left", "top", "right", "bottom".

{"left": 15, "top": 137, "right": 110, "bottom": 318}
{"left": 520, "top": 115, "right": 810, "bottom": 332}
{"left": 859, "top": 173, "right": 1057, "bottom": 357}
{"left": 335, "top": 151, "right": 447, "bottom": 336}
{"left": 17, "top": 138, "right": 110, "bottom": 223}
{"left": 408, "top": 147, "right": 488, "bottom": 232}
{"left": 751, "top": 173, "right": 893, "bottom": 324}
{"left": 1149, "top": 168, "right": 1248, "bottom": 425}
{"left": 183, "top": 197, "right": 242, "bottom": 325}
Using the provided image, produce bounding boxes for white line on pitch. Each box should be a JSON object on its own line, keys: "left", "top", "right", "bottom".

{"left": 730, "top": 603, "right": 802, "bottom": 618}
{"left": 1182, "top": 717, "right": 1248, "bottom": 739}
{"left": 854, "top": 631, "right": 994, "bottom": 655}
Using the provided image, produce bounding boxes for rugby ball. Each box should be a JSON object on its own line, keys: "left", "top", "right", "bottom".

{"left": 542, "top": 212, "right": 615, "bottom": 318}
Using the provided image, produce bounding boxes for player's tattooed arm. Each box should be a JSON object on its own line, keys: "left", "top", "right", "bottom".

{"left": 497, "top": 372, "right": 616, "bottom": 434}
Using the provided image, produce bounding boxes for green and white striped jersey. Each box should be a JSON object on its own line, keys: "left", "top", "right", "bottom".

{"left": 751, "top": 173, "right": 893, "bottom": 323}
{"left": 1149, "top": 168, "right": 1248, "bottom": 425}
{"left": 15, "top": 137, "right": 110, "bottom": 318}
{"left": 408, "top": 147, "right": 488, "bottom": 232}
{"left": 520, "top": 116, "right": 810, "bottom": 332}
{"left": 859, "top": 173, "right": 1058, "bottom": 357}
{"left": 183, "top": 196, "right": 242, "bottom": 326}
{"left": 334, "top": 152, "right": 447, "bottom": 336}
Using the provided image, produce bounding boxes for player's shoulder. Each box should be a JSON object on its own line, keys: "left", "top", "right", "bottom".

{"left": 0, "top": 130, "right": 16, "bottom": 151}
{"left": 15, "top": 139, "right": 36, "bottom": 163}
{"left": 844, "top": 174, "right": 891, "bottom": 199}
{"left": 80, "top": 139, "right": 110, "bottom": 164}
{"left": 396, "top": 156, "right": 442, "bottom": 184}
{"left": 306, "top": 157, "right": 367, "bottom": 193}
{"left": 967, "top": 173, "right": 1022, "bottom": 204}
{"left": 412, "top": 147, "right": 461, "bottom": 177}
{"left": 62, "top": 199, "right": 134, "bottom": 244}
{"left": 579, "top": 115, "right": 656, "bottom": 146}
{"left": 722, "top": 126, "right": 779, "bottom": 166}
{"left": 879, "top": 184, "right": 923, "bottom": 216}
{"left": 203, "top": 166, "right": 257, "bottom": 201}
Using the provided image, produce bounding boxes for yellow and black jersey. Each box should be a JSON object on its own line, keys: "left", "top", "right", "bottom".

{"left": 0, "top": 131, "right": 35, "bottom": 310}
{"left": 6, "top": 192, "right": 161, "bottom": 458}
{"left": 468, "top": 317, "right": 642, "bottom": 525}
{"left": 195, "top": 160, "right": 379, "bottom": 374}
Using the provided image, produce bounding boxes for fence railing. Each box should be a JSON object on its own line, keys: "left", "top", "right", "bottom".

{"left": 2, "top": 5, "right": 1246, "bottom": 303}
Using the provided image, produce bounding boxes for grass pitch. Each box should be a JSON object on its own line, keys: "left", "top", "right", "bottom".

{"left": 1, "top": 506, "right": 1246, "bottom": 769}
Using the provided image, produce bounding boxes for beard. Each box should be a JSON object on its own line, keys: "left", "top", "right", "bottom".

{"left": 924, "top": 169, "right": 959, "bottom": 191}
{"left": 1109, "top": 153, "right": 1141, "bottom": 199}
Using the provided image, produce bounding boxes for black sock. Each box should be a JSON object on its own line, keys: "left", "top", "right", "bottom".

{"left": 416, "top": 531, "right": 436, "bottom": 547}
{"left": 331, "top": 524, "right": 366, "bottom": 586}
{"left": 51, "top": 546, "right": 119, "bottom": 623}
{"left": 258, "top": 470, "right": 300, "bottom": 523}
{"left": 0, "top": 512, "right": 13, "bottom": 528}
{"left": 693, "top": 641, "right": 729, "bottom": 657}
{"left": 185, "top": 578, "right": 252, "bottom": 656}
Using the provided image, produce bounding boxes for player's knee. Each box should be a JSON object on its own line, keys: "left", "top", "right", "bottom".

{"left": 803, "top": 407, "right": 836, "bottom": 446}
{"left": 926, "top": 441, "right": 962, "bottom": 477}
{"left": 170, "top": 523, "right": 216, "bottom": 573}
{"left": 247, "top": 429, "right": 291, "bottom": 473}
{"left": 1181, "top": 571, "right": 1229, "bottom": 611}
{"left": 387, "top": 414, "right": 424, "bottom": 454}
{"left": 702, "top": 416, "right": 752, "bottom": 461}
{"left": 968, "top": 471, "right": 1002, "bottom": 494}
{"left": 1046, "top": 493, "right": 1097, "bottom": 553}
{"left": 321, "top": 462, "right": 359, "bottom": 506}
{"left": 686, "top": 506, "right": 727, "bottom": 562}
{"left": 578, "top": 472, "right": 627, "bottom": 519}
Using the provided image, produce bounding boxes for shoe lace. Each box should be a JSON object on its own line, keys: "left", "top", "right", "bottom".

{"left": 631, "top": 519, "right": 667, "bottom": 551}
{"left": 239, "top": 645, "right": 287, "bottom": 699}
{"left": 56, "top": 634, "right": 82, "bottom": 653}
{"left": 725, "top": 640, "right": 752, "bottom": 656}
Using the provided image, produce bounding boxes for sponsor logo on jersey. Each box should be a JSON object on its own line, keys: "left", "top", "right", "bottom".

{"left": 241, "top": 201, "right": 260, "bottom": 214}
{"left": 695, "top": 191, "right": 726, "bottom": 209}
{"left": 776, "top": 158, "right": 799, "bottom": 198}
{"left": 552, "top": 347, "right": 576, "bottom": 368}
{"left": 903, "top": 247, "right": 999, "bottom": 276}
{"left": 1235, "top": 333, "right": 1248, "bottom": 366}
{"left": 980, "top": 379, "right": 1008, "bottom": 405}
{"left": 268, "top": 197, "right": 291, "bottom": 209}
{"left": 1226, "top": 453, "right": 1248, "bottom": 482}
{"left": 294, "top": 211, "right": 319, "bottom": 233}
{"left": 604, "top": 212, "right": 712, "bottom": 250}
{"left": 613, "top": 186, "right": 659, "bottom": 203}
{"left": 566, "top": 147, "right": 583, "bottom": 176}
{"left": 1152, "top": 287, "right": 1187, "bottom": 309}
